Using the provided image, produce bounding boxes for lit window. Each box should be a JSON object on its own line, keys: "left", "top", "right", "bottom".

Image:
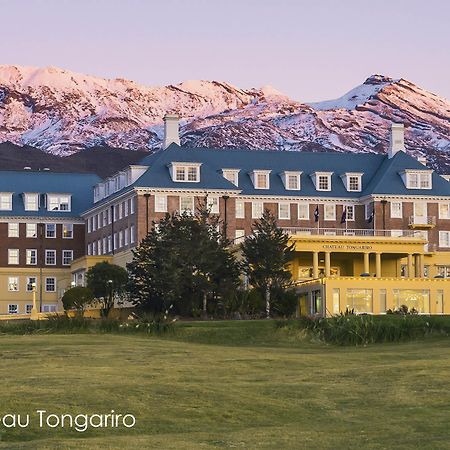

{"left": 278, "top": 203, "right": 290, "bottom": 220}
{"left": 346, "top": 289, "right": 373, "bottom": 313}
{"left": 180, "top": 196, "right": 194, "bottom": 214}
{"left": 24, "top": 193, "right": 39, "bottom": 211}
{"left": 207, "top": 197, "right": 219, "bottom": 214}
{"left": 324, "top": 204, "right": 336, "bottom": 221}
{"left": 47, "top": 194, "right": 71, "bottom": 211}
{"left": 439, "top": 231, "right": 450, "bottom": 248}
{"left": 252, "top": 202, "right": 264, "bottom": 219}
{"left": 63, "top": 223, "right": 73, "bottom": 239}
{"left": 298, "top": 203, "right": 309, "bottom": 220}
{"left": 8, "top": 223, "right": 19, "bottom": 238}
{"left": 8, "top": 304, "right": 18, "bottom": 314}
{"left": 235, "top": 229, "right": 245, "bottom": 244}
{"left": 46, "top": 224, "right": 56, "bottom": 238}
{"left": 62, "top": 250, "right": 73, "bottom": 265}
{"left": 45, "top": 250, "right": 56, "bottom": 265}
{"left": 26, "top": 223, "right": 37, "bottom": 238}
{"left": 45, "top": 277, "right": 56, "bottom": 292}
{"left": 0, "top": 193, "right": 13, "bottom": 210}
{"left": 235, "top": 200, "right": 245, "bottom": 219}
{"left": 8, "top": 249, "right": 19, "bottom": 265}
{"left": 155, "top": 195, "right": 168, "bottom": 212}
{"left": 8, "top": 277, "right": 19, "bottom": 292}
{"left": 439, "top": 204, "right": 450, "bottom": 219}
{"left": 26, "top": 249, "right": 37, "bottom": 265}
{"left": 390, "top": 202, "right": 403, "bottom": 218}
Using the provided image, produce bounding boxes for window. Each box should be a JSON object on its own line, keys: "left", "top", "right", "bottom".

{"left": 235, "top": 200, "right": 245, "bottom": 219}
{"left": 404, "top": 171, "right": 432, "bottom": 189}
{"left": 114, "top": 233, "right": 118, "bottom": 251}
{"left": 437, "top": 266, "right": 450, "bottom": 278}
{"left": 439, "top": 231, "right": 450, "bottom": 248}
{"left": 119, "top": 230, "right": 123, "bottom": 248}
{"left": 46, "top": 223, "right": 56, "bottom": 238}
{"left": 26, "top": 249, "right": 37, "bottom": 265}
{"left": 45, "top": 277, "right": 56, "bottom": 292}
{"left": 98, "top": 239, "right": 102, "bottom": 255}
{"left": 207, "top": 197, "right": 219, "bottom": 214}
{"left": 324, "top": 204, "right": 336, "bottom": 221}
{"left": 124, "top": 228, "right": 129, "bottom": 246}
{"left": 107, "top": 235, "right": 112, "bottom": 252}
{"left": 278, "top": 203, "right": 290, "bottom": 220}
{"left": 154, "top": 194, "right": 168, "bottom": 212}
{"left": 312, "top": 172, "right": 332, "bottom": 191}
{"left": 172, "top": 164, "right": 200, "bottom": 182}
{"left": 318, "top": 176, "right": 330, "bottom": 191}
{"left": 63, "top": 223, "right": 73, "bottom": 239}
{"left": 253, "top": 171, "right": 270, "bottom": 189}
{"left": 130, "top": 225, "right": 135, "bottom": 244}
{"left": 252, "top": 201, "right": 264, "bottom": 219}
{"left": 62, "top": 250, "right": 73, "bottom": 266}
{"left": 8, "top": 304, "right": 18, "bottom": 314}
{"left": 26, "top": 223, "right": 37, "bottom": 238}
{"left": 0, "top": 193, "right": 13, "bottom": 210}
{"left": 124, "top": 201, "right": 129, "bottom": 217}
{"left": 346, "top": 289, "right": 373, "bottom": 313}
{"left": 42, "top": 304, "right": 58, "bottom": 312}
{"left": 365, "top": 203, "right": 374, "bottom": 220}
{"left": 393, "top": 289, "right": 430, "bottom": 313}
{"left": 180, "top": 196, "right": 194, "bottom": 214}
{"left": 118, "top": 204, "right": 123, "bottom": 220}
{"left": 103, "top": 210, "right": 108, "bottom": 226}
{"left": 45, "top": 250, "right": 56, "bottom": 265}
{"left": 8, "top": 277, "right": 19, "bottom": 291}
{"left": 8, "top": 249, "right": 19, "bottom": 265}
{"left": 87, "top": 243, "right": 92, "bottom": 256}
{"left": 87, "top": 217, "right": 92, "bottom": 233}
{"left": 332, "top": 289, "right": 340, "bottom": 314}
{"left": 298, "top": 203, "right": 309, "bottom": 220}
{"left": 26, "top": 304, "right": 33, "bottom": 314}
{"left": 8, "top": 223, "right": 19, "bottom": 237}
{"left": 439, "top": 203, "right": 450, "bottom": 219}
{"left": 222, "top": 170, "right": 239, "bottom": 186}
{"left": 348, "top": 176, "right": 361, "bottom": 192}
{"left": 346, "top": 205, "right": 355, "bottom": 221}
{"left": 47, "top": 194, "right": 71, "bottom": 211}
{"left": 235, "top": 229, "right": 245, "bottom": 244}
{"left": 287, "top": 174, "right": 300, "bottom": 190}
{"left": 26, "top": 277, "right": 37, "bottom": 292}
{"left": 390, "top": 202, "right": 403, "bottom": 218}
{"left": 24, "top": 193, "right": 38, "bottom": 211}
{"left": 379, "top": 289, "right": 387, "bottom": 313}
{"left": 130, "top": 197, "right": 135, "bottom": 215}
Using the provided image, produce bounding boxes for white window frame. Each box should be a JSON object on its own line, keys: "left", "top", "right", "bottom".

{"left": 8, "top": 249, "right": 19, "bottom": 265}
{"left": 235, "top": 229, "right": 245, "bottom": 244}
{"left": 26, "top": 277, "right": 37, "bottom": 292}
{"left": 207, "top": 196, "right": 220, "bottom": 214}
{"left": 45, "top": 277, "right": 56, "bottom": 293}
{"left": 252, "top": 201, "right": 264, "bottom": 219}
{"left": 26, "top": 223, "right": 37, "bottom": 238}
{"left": 402, "top": 170, "right": 433, "bottom": 190}
{"left": 8, "top": 222, "right": 19, "bottom": 238}
{"left": 47, "top": 194, "right": 71, "bottom": 211}
{"left": 154, "top": 194, "right": 168, "bottom": 213}
{"left": 170, "top": 163, "right": 201, "bottom": 183}
{"left": 8, "top": 276, "right": 19, "bottom": 292}
{"left": 251, "top": 171, "right": 271, "bottom": 190}
{"left": 62, "top": 250, "right": 73, "bottom": 266}
{"left": 346, "top": 205, "right": 355, "bottom": 221}
{"left": 26, "top": 249, "right": 37, "bottom": 265}
{"left": 298, "top": 203, "right": 309, "bottom": 220}
{"left": 439, "top": 231, "right": 450, "bottom": 248}
{"left": 324, "top": 204, "right": 336, "bottom": 221}
{"left": 130, "top": 225, "right": 135, "bottom": 244}
{"left": 8, "top": 304, "right": 18, "bottom": 314}
{"left": 390, "top": 201, "right": 403, "bottom": 218}
{"left": 45, "top": 223, "right": 56, "bottom": 238}
{"left": 26, "top": 304, "right": 33, "bottom": 314}
{"left": 24, "top": 193, "right": 39, "bottom": 211}
{"left": 311, "top": 172, "right": 333, "bottom": 192}
{"left": 45, "top": 250, "right": 56, "bottom": 266}
{"left": 0, "top": 192, "right": 13, "bottom": 210}
{"left": 278, "top": 202, "right": 290, "bottom": 220}
{"left": 281, "top": 171, "right": 302, "bottom": 191}
{"left": 438, "top": 203, "right": 450, "bottom": 219}
{"left": 222, "top": 169, "right": 240, "bottom": 186}
{"left": 235, "top": 200, "right": 245, "bottom": 219}
{"left": 62, "top": 223, "right": 73, "bottom": 239}
{"left": 180, "top": 196, "right": 194, "bottom": 214}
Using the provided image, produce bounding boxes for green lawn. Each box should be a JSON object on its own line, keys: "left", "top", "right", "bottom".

{"left": 0, "top": 321, "right": 449, "bottom": 449}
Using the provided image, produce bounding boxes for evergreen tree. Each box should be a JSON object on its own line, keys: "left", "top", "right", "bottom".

{"left": 241, "top": 209, "right": 295, "bottom": 318}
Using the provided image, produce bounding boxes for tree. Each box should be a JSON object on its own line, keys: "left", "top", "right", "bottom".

{"left": 241, "top": 209, "right": 295, "bottom": 318}
{"left": 127, "top": 200, "right": 240, "bottom": 316}
{"left": 86, "top": 262, "right": 128, "bottom": 317}
{"left": 61, "top": 286, "right": 94, "bottom": 317}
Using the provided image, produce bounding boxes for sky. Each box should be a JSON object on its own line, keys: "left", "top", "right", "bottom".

{"left": 0, "top": 0, "right": 449, "bottom": 102}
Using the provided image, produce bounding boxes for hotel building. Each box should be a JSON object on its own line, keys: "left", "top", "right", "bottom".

{"left": 1, "top": 116, "right": 449, "bottom": 316}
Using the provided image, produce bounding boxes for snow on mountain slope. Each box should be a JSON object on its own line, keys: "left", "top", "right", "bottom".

{"left": 0, "top": 65, "right": 449, "bottom": 172}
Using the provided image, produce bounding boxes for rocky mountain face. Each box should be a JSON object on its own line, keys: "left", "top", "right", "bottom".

{"left": 0, "top": 66, "right": 449, "bottom": 173}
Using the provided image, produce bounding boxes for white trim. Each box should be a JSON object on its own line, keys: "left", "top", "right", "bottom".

{"left": 278, "top": 202, "right": 291, "bottom": 220}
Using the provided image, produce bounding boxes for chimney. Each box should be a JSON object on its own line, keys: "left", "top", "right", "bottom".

{"left": 163, "top": 114, "right": 180, "bottom": 149}
{"left": 388, "top": 123, "right": 406, "bottom": 159}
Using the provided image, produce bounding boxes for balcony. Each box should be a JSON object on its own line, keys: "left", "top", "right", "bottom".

{"left": 282, "top": 227, "right": 423, "bottom": 238}
{"left": 408, "top": 216, "right": 436, "bottom": 229}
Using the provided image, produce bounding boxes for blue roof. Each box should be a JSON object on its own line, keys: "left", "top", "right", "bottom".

{"left": 0, "top": 170, "right": 101, "bottom": 218}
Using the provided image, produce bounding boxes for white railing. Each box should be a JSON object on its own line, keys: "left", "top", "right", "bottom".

{"left": 282, "top": 227, "right": 424, "bottom": 238}
{"left": 409, "top": 216, "right": 436, "bottom": 226}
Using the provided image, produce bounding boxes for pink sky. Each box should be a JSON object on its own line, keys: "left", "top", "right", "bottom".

{"left": 1, "top": 0, "right": 449, "bottom": 101}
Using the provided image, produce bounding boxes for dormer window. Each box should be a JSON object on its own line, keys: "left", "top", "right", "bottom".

{"left": 250, "top": 170, "right": 271, "bottom": 189}
{"left": 400, "top": 170, "right": 433, "bottom": 190}
{"left": 23, "top": 193, "right": 39, "bottom": 211}
{"left": 169, "top": 163, "right": 201, "bottom": 183}
{"left": 341, "top": 172, "right": 363, "bottom": 192}
{"left": 0, "top": 192, "right": 13, "bottom": 211}
{"left": 222, "top": 169, "right": 240, "bottom": 186}
{"left": 47, "top": 194, "right": 71, "bottom": 211}
{"left": 281, "top": 171, "right": 302, "bottom": 190}
{"left": 311, "top": 172, "right": 333, "bottom": 191}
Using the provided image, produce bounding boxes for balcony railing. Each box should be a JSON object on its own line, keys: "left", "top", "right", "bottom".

{"left": 282, "top": 227, "right": 424, "bottom": 238}
{"left": 408, "top": 216, "right": 436, "bottom": 227}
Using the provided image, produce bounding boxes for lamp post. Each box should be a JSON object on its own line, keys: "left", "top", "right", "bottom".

{"left": 30, "top": 282, "right": 39, "bottom": 320}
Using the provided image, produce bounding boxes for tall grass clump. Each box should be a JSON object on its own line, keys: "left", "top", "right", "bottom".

{"left": 276, "top": 315, "right": 450, "bottom": 345}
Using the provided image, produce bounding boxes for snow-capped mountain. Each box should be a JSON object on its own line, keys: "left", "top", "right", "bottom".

{"left": 0, "top": 66, "right": 449, "bottom": 172}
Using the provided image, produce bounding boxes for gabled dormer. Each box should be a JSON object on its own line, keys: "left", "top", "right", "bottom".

{"left": 250, "top": 170, "right": 271, "bottom": 189}
{"left": 310, "top": 171, "right": 333, "bottom": 191}
{"left": 169, "top": 162, "right": 201, "bottom": 183}
{"left": 340, "top": 172, "right": 363, "bottom": 192}
{"left": 280, "top": 171, "right": 302, "bottom": 190}
{"left": 400, "top": 169, "right": 433, "bottom": 190}
{"left": 221, "top": 169, "right": 240, "bottom": 186}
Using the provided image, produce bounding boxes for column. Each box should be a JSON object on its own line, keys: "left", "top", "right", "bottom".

{"left": 375, "top": 252, "right": 382, "bottom": 278}
{"left": 363, "top": 252, "right": 370, "bottom": 274}
{"left": 312, "top": 252, "right": 319, "bottom": 278}
{"left": 325, "top": 252, "right": 331, "bottom": 277}
{"left": 417, "top": 254, "right": 424, "bottom": 278}
{"left": 407, "top": 254, "right": 414, "bottom": 278}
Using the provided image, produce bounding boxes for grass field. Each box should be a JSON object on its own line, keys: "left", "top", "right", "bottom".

{"left": 0, "top": 320, "right": 449, "bottom": 449}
